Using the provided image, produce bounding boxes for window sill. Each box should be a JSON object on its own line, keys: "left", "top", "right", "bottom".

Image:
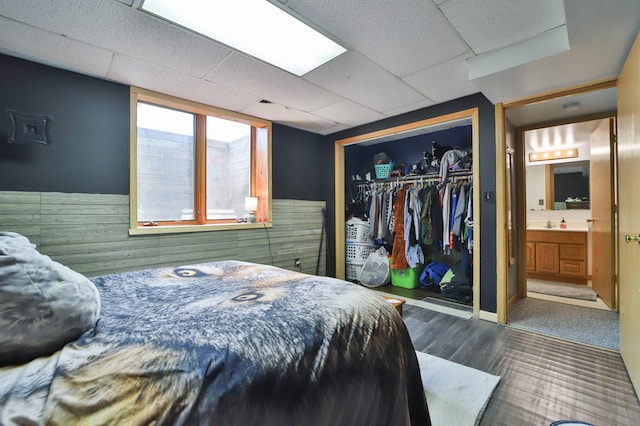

{"left": 129, "top": 222, "right": 272, "bottom": 236}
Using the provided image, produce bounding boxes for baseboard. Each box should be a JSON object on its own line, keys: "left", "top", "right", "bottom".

{"left": 507, "top": 293, "right": 519, "bottom": 308}
{"left": 370, "top": 289, "right": 474, "bottom": 319}
{"left": 479, "top": 310, "right": 498, "bottom": 323}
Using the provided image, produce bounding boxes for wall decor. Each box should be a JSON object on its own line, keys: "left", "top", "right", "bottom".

{"left": 6, "top": 109, "right": 53, "bottom": 145}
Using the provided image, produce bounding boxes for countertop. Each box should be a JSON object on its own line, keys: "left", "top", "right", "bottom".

{"left": 527, "top": 222, "right": 589, "bottom": 232}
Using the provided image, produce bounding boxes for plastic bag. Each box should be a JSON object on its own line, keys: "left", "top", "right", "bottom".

{"left": 358, "top": 247, "right": 390, "bottom": 288}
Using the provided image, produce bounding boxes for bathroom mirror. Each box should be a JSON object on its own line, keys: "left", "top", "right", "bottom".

{"left": 525, "top": 160, "right": 591, "bottom": 210}
{"left": 550, "top": 161, "right": 590, "bottom": 210}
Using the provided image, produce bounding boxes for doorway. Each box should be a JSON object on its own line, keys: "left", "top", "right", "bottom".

{"left": 501, "top": 82, "right": 619, "bottom": 350}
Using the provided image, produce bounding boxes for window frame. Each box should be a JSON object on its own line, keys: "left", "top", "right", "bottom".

{"left": 129, "top": 87, "right": 272, "bottom": 235}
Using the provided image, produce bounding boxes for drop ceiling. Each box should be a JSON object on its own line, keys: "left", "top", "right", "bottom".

{"left": 0, "top": 0, "right": 638, "bottom": 135}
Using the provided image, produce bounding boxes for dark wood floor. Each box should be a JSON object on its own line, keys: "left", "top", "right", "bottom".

{"left": 403, "top": 304, "right": 640, "bottom": 425}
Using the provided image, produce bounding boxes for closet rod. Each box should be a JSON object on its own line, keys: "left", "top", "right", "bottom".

{"left": 354, "top": 170, "right": 472, "bottom": 187}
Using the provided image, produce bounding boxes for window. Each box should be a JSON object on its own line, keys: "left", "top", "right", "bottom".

{"left": 130, "top": 87, "right": 271, "bottom": 234}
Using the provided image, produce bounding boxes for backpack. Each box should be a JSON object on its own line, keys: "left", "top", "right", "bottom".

{"left": 420, "top": 261, "right": 450, "bottom": 287}
{"left": 440, "top": 282, "right": 473, "bottom": 303}
{"left": 439, "top": 261, "right": 473, "bottom": 302}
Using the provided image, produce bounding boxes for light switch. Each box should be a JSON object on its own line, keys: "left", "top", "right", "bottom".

{"left": 483, "top": 191, "right": 495, "bottom": 203}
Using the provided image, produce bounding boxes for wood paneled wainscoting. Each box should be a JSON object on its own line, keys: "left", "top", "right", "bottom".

{"left": 0, "top": 191, "right": 326, "bottom": 277}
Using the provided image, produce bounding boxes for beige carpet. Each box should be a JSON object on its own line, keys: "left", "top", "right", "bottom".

{"left": 416, "top": 351, "right": 500, "bottom": 426}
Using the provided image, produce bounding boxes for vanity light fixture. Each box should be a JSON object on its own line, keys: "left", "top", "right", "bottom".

{"left": 528, "top": 148, "right": 578, "bottom": 162}
{"left": 140, "top": 0, "right": 346, "bottom": 76}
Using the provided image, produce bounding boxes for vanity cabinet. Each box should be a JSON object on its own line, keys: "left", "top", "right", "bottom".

{"left": 525, "top": 242, "right": 536, "bottom": 271}
{"left": 535, "top": 242, "right": 560, "bottom": 274}
{"left": 526, "top": 230, "right": 588, "bottom": 284}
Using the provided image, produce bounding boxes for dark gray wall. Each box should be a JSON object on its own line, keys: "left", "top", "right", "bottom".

{"left": 329, "top": 93, "right": 498, "bottom": 313}
{"left": 272, "top": 124, "right": 328, "bottom": 201}
{"left": 0, "top": 54, "right": 130, "bottom": 194}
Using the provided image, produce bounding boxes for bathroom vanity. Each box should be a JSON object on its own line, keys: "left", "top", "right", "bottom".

{"left": 526, "top": 229, "right": 588, "bottom": 284}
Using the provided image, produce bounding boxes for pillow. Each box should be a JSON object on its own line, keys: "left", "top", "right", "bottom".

{"left": 0, "top": 232, "right": 100, "bottom": 366}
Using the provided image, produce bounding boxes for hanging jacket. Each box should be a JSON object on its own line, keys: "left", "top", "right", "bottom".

{"left": 441, "top": 184, "right": 451, "bottom": 255}
{"left": 405, "top": 187, "right": 424, "bottom": 268}
{"left": 430, "top": 185, "right": 443, "bottom": 248}
{"left": 420, "top": 187, "right": 433, "bottom": 246}
{"left": 465, "top": 186, "right": 474, "bottom": 253}
{"left": 439, "top": 149, "right": 468, "bottom": 182}
{"left": 390, "top": 187, "right": 409, "bottom": 270}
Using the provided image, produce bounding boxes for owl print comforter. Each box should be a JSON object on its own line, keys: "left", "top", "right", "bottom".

{"left": 0, "top": 260, "right": 430, "bottom": 425}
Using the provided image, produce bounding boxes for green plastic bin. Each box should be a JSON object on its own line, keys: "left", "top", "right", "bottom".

{"left": 391, "top": 265, "right": 423, "bottom": 289}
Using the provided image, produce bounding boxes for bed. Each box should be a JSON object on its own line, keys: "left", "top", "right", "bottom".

{"left": 0, "top": 232, "right": 430, "bottom": 425}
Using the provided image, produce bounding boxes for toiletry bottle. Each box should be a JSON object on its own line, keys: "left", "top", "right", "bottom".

{"left": 560, "top": 217, "right": 567, "bottom": 229}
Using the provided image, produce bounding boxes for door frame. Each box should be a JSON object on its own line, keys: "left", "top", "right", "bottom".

{"left": 496, "top": 78, "right": 618, "bottom": 323}
{"left": 334, "top": 108, "right": 481, "bottom": 319}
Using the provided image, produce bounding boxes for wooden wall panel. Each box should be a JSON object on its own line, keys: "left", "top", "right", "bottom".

{"left": 0, "top": 191, "right": 326, "bottom": 277}
{"left": 0, "top": 192, "right": 42, "bottom": 245}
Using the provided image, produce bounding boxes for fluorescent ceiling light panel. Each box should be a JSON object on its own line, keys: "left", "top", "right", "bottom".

{"left": 141, "top": 0, "right": 347, "bottom": 76}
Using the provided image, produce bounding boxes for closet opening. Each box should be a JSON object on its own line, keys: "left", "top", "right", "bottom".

{"left": 334, "top": 108, "right": 480, "bottom": 317}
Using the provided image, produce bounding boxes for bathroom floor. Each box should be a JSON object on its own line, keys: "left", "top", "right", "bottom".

{"left": 525, "top": 278, "right": 611, "bottom": 310}
{"left": 508, "top": 279, "right": 618, "bottom": 351}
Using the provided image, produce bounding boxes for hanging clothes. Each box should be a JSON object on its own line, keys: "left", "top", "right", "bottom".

{"left": 390, "top": 186, "right": 409, "bottom": 270}
{"left": 430, "top": 185, "right": 443, "bottom": 248}
{"left": 368, "top": 191, "right": 377, "bottom": 238}
{"left": 464, "top": 186, "right": 473, "bottom": 253}
{"left": 405, "top": 187, "right": 424, "bottom": 268}
{"left": 419, "top": 186, "right": 433, "bottom": 246}
{"left": 449, "top": 184, "right": 459, "bottom": 250}
{"left": 452, "top": 183, "right": 467, "bottom": 251}
{"left": 355, "top": 174, "right": 472, "bottom": 262}
{"left": 441, "top": 184, "right": 452, "bottom": 255}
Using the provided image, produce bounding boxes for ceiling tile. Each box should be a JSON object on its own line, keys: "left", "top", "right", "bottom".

{"left": 440, "top": 0, "right": 566, "bottom": 55}
{"left": 108, "top": 54, "right": 258, "bottom": 113}
{"left": 311, "top": 99, "right": 386, "bottom": 127}
{"left": 0, "top": 0, "right": 231, "bottom": 78}
{"left": 205, "top": 53, "right": 342, "bottom": 113}
{"left": 0, "top": 17, "right": 113, "bottom": 78}
{"left": 304, "top": 52, "right": 425, "bottom": 113}
{"left": 403, "top": 54, "right": 479, "bottom": 103}
{"left": 321, "top": 123, "right": 352, "bottom": 136}
{"left": 283, "top": 0, "right": 468, "bottom": 77}
{"left": 242, "top": 102, "right": 338, "bottom": 133}
{"left": 382, "top": 99, "right": 437, "bottom": 119}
